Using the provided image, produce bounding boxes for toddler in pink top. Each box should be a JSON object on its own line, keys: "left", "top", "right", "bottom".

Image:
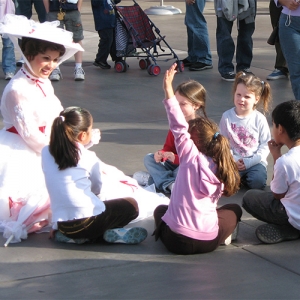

{"left": 153, "top": 63, "right": 242, "bottom": 255}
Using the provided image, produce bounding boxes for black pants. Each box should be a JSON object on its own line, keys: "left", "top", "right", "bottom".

{"left": 269, "top": 0, "right": 288, "bottom": 73}
{"left": 58, "top": 197, "right": 138, "bottom": 241}
{"left": 96, "top": 28, "right": 119, "bottom": 63}
{"left": 154, "top": 204, "right": 242, "bottom": 255}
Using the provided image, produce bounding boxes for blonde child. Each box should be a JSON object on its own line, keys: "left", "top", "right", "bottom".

{"left": 153, "top": 63, "right": 242, "bottom": 255}
{"left": 219, "top": 71, "right": 272, "bottom": 189}
{"left": 134, "top": 80, "right": 207, "bottom": 193}
{"left": 42, "top": 107, "right": 147, "bottom": 244}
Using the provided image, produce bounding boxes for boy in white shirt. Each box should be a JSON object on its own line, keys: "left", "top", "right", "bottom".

{"left": 242, "top": 100, "right": 300, "bottom": 244}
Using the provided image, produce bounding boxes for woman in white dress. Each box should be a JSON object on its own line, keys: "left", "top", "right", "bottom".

{"left": 0, "top": 15, "right": 83, "bottom": 243}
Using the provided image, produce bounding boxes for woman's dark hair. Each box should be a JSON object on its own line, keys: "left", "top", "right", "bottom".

{"left": 49, "top": 107, "right": 92, "bottom": 170}
{"left": 188, "top": 117, "right": 240, "bottom": 196}
{"left": 21, "top": 37, "right": 66, "bottom": 61}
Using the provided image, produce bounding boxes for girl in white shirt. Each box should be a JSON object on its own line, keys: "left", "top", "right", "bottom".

{"left": 42, "top": 107, "right": 147, "bottom": 244}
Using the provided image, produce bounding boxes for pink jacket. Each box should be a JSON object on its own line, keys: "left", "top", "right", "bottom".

{"left": 161, "top": 96, "right": 223, "bottom": 240}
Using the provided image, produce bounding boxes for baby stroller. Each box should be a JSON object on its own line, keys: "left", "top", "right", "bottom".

{"left": 114, "top": 0, "right": 183, "bottom": 76}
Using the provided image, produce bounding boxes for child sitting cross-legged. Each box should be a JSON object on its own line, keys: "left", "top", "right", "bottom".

{"left": 243, "top": 100, "right": 300, "bottom": 244}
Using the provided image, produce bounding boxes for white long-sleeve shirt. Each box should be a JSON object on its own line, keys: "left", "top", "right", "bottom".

{"left": 219, "top": 107, "right": 271, "bottom": 169}
{"left": 42, "top": 143, "right": 105, "bottom": 228}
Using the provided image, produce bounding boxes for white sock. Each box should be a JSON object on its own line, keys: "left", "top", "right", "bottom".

{"left": 75, "top": 63, "right": 82, "bottom": 69}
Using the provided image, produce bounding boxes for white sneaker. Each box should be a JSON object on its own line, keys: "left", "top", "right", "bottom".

{"left": 74, "top": 67, "right": 85, "bottom": 81}
{"left": 222, "top": 223, "right": 239, "bottom": 246}
{"left": 4, "top": 72, "right": 14, "bottom": 80}
{"left": 50, "top": 68, "right": 62, "bottom": 81}
{"left": 133, "top": 171, "right": 151, "bottom": 186}
{"left": 103, "top": 227, "right": 148, "bottom": 244}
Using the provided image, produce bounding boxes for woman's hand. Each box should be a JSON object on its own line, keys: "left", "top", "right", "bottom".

{"left": 279, "top": 0, "right": 300, "bottom": 10}
{"left": 163, "top": 63, "right": 177, "bottom": 99}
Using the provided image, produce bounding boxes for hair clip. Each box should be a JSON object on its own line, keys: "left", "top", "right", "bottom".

{"left": 60, "top": 115, "right": 65, "bottom": 122}
{"left": 213, "top": 132, "right": 219, "bottom": 140}
{"left": 261, "top": 80, "right": 265, "bottom": 95}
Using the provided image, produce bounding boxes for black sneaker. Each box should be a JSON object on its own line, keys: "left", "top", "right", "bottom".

{"left": 255, "top": 224, "right": 300, "bottom": 244}
{"left": 93, "top": 60, "right": 111, "bottom": 69}
{"left": 181, "top": 58, "right": 192, "bottom": 67}
{"left": 221, "top": 72, "right": 236, "bottom": 81}
{"left": 189, "top": 62, "right": 213, "bottom": 71}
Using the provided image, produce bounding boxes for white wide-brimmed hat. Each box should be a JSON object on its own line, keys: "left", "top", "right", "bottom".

{"left": 0, "top": 14, "right": 84, "bottom": 71}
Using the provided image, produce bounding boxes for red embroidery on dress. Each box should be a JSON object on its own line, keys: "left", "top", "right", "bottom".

{"left": 21, "top": 68, "right": 46, "bottom": 97}
{"left": 28, "top": 29, "right": 35, "bottom": 34}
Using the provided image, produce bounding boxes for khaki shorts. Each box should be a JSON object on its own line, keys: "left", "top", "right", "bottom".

{"left": 47, "top": 10, "right": 84, "bottom": 42}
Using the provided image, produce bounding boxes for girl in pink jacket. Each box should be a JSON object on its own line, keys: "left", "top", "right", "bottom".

{"left": 154, "top": 63, "right": 242, "bottom": 254}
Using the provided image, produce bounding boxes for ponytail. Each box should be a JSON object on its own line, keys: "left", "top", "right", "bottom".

{"left": 49, "top": 107, "right": 92, "bottom": 170}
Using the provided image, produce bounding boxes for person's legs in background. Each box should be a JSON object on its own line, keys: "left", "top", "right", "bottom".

{"left": 32, "top": 0, "right": 46, "bottom": 23}
{"left": 1, "top": 37, "right": 16, "bottom": 80}
{"left": 279, "top": 14, "right": 300, "bottom": 100}
{"left": 267, "top": 0, "right": 288, "bottom": 80}
{"left": 216, "top": 16, "right": 235, "bottom": 81}
{"left": 184, "top": 0, "right": 212, "bottom": 71}
{"left": 236, "top": 18, "right": 255, "bottom": 73}
{"left": 94, "top": 28, "right": 114, "bottom": 69}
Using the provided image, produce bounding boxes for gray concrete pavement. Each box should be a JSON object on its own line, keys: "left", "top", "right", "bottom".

{"left": 1, "top": 1, "right": 299, "bottom": 298}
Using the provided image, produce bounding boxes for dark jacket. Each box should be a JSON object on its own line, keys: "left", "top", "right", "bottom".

{"left": 91, "top": 0, "right": 121, "bottom": 31}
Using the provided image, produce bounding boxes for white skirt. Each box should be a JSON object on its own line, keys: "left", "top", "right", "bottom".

{"left": 0, "top": 129, "right": 49, "bottom": 222}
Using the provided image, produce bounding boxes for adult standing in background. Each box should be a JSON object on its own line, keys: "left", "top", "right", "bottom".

{"left": 266, "top": 0, "right": 288, "bottom": 80}
{"left": 181, "top": 0, "right": 213, "bottom": 72}
{"left": 0, "top": 0, "right": 16, "bottom": 80}
{"left": 276, "top": 0, "right": 300, "bottom": 99}
{"left": 15, "top": 0, "right": 46, "bottom": 23}
{"left": 214, "top": 0, "right": 256, "bottom": 81}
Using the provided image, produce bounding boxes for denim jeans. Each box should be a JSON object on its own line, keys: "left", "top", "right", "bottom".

{"left": 184, "top": 0, "right": 212, "bottom": 64}
{"left": 144, "top": 153, "right": 179, "bottom": 192}
{"left": 279, "top": 14, "right": 300, "bottom": 100}
{"left": 239, "top": 163, "right": 267, "bottom": 190}
{"left": 269, "top": 0, "right": 288, "bottom": 73}
{"left": 1, "top": 37, "right": 16, "bottom": 74}
{"left": 216, "top": 17, "right": 255, "bottom": 75}
{"left": 242, "top": 190, "right": 291, "bottom": 226}
{"left": 16, "top": 0, "right": 46, "bottom": 23}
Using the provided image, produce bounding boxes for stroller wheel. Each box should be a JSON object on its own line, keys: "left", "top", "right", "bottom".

{"left": 139, "top": 59, "right": 148, "bottom": 70}
{"left": 147, "top": 65, "right": 153, "bottom": 75}
{"left": 151, "top": 65, "right": 161, "bottom": 76}
{"left": 115, "top": 61, "right": 125, "bottom": 73}
{"left": 176, "top": 61, "right": 184, "bottom": 72}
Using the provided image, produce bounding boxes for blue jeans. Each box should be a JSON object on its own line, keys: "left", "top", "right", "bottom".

{"left": 239, "top": 163, "right": 267, "bottom": 190}
{"left": 279, "top": 14, "right": 300, "bottom": 100}
{"left": 16, "top": 0, "right": 46, "bottom": 23}
{"left": 184, "top": 0, "right": 212, "bottom": 64}
{"left": 1, "top": 37, "right": 16, "bottom": 74}
{"left": 144, "top": 153, "right": 179, "bottom": 192}
{"left": 216, "top": 17, "right": 255, "bottom": 75}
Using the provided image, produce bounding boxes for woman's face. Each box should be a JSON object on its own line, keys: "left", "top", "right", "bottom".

{"left": 27, "top": 49, "right": 61, "bottom": 79}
